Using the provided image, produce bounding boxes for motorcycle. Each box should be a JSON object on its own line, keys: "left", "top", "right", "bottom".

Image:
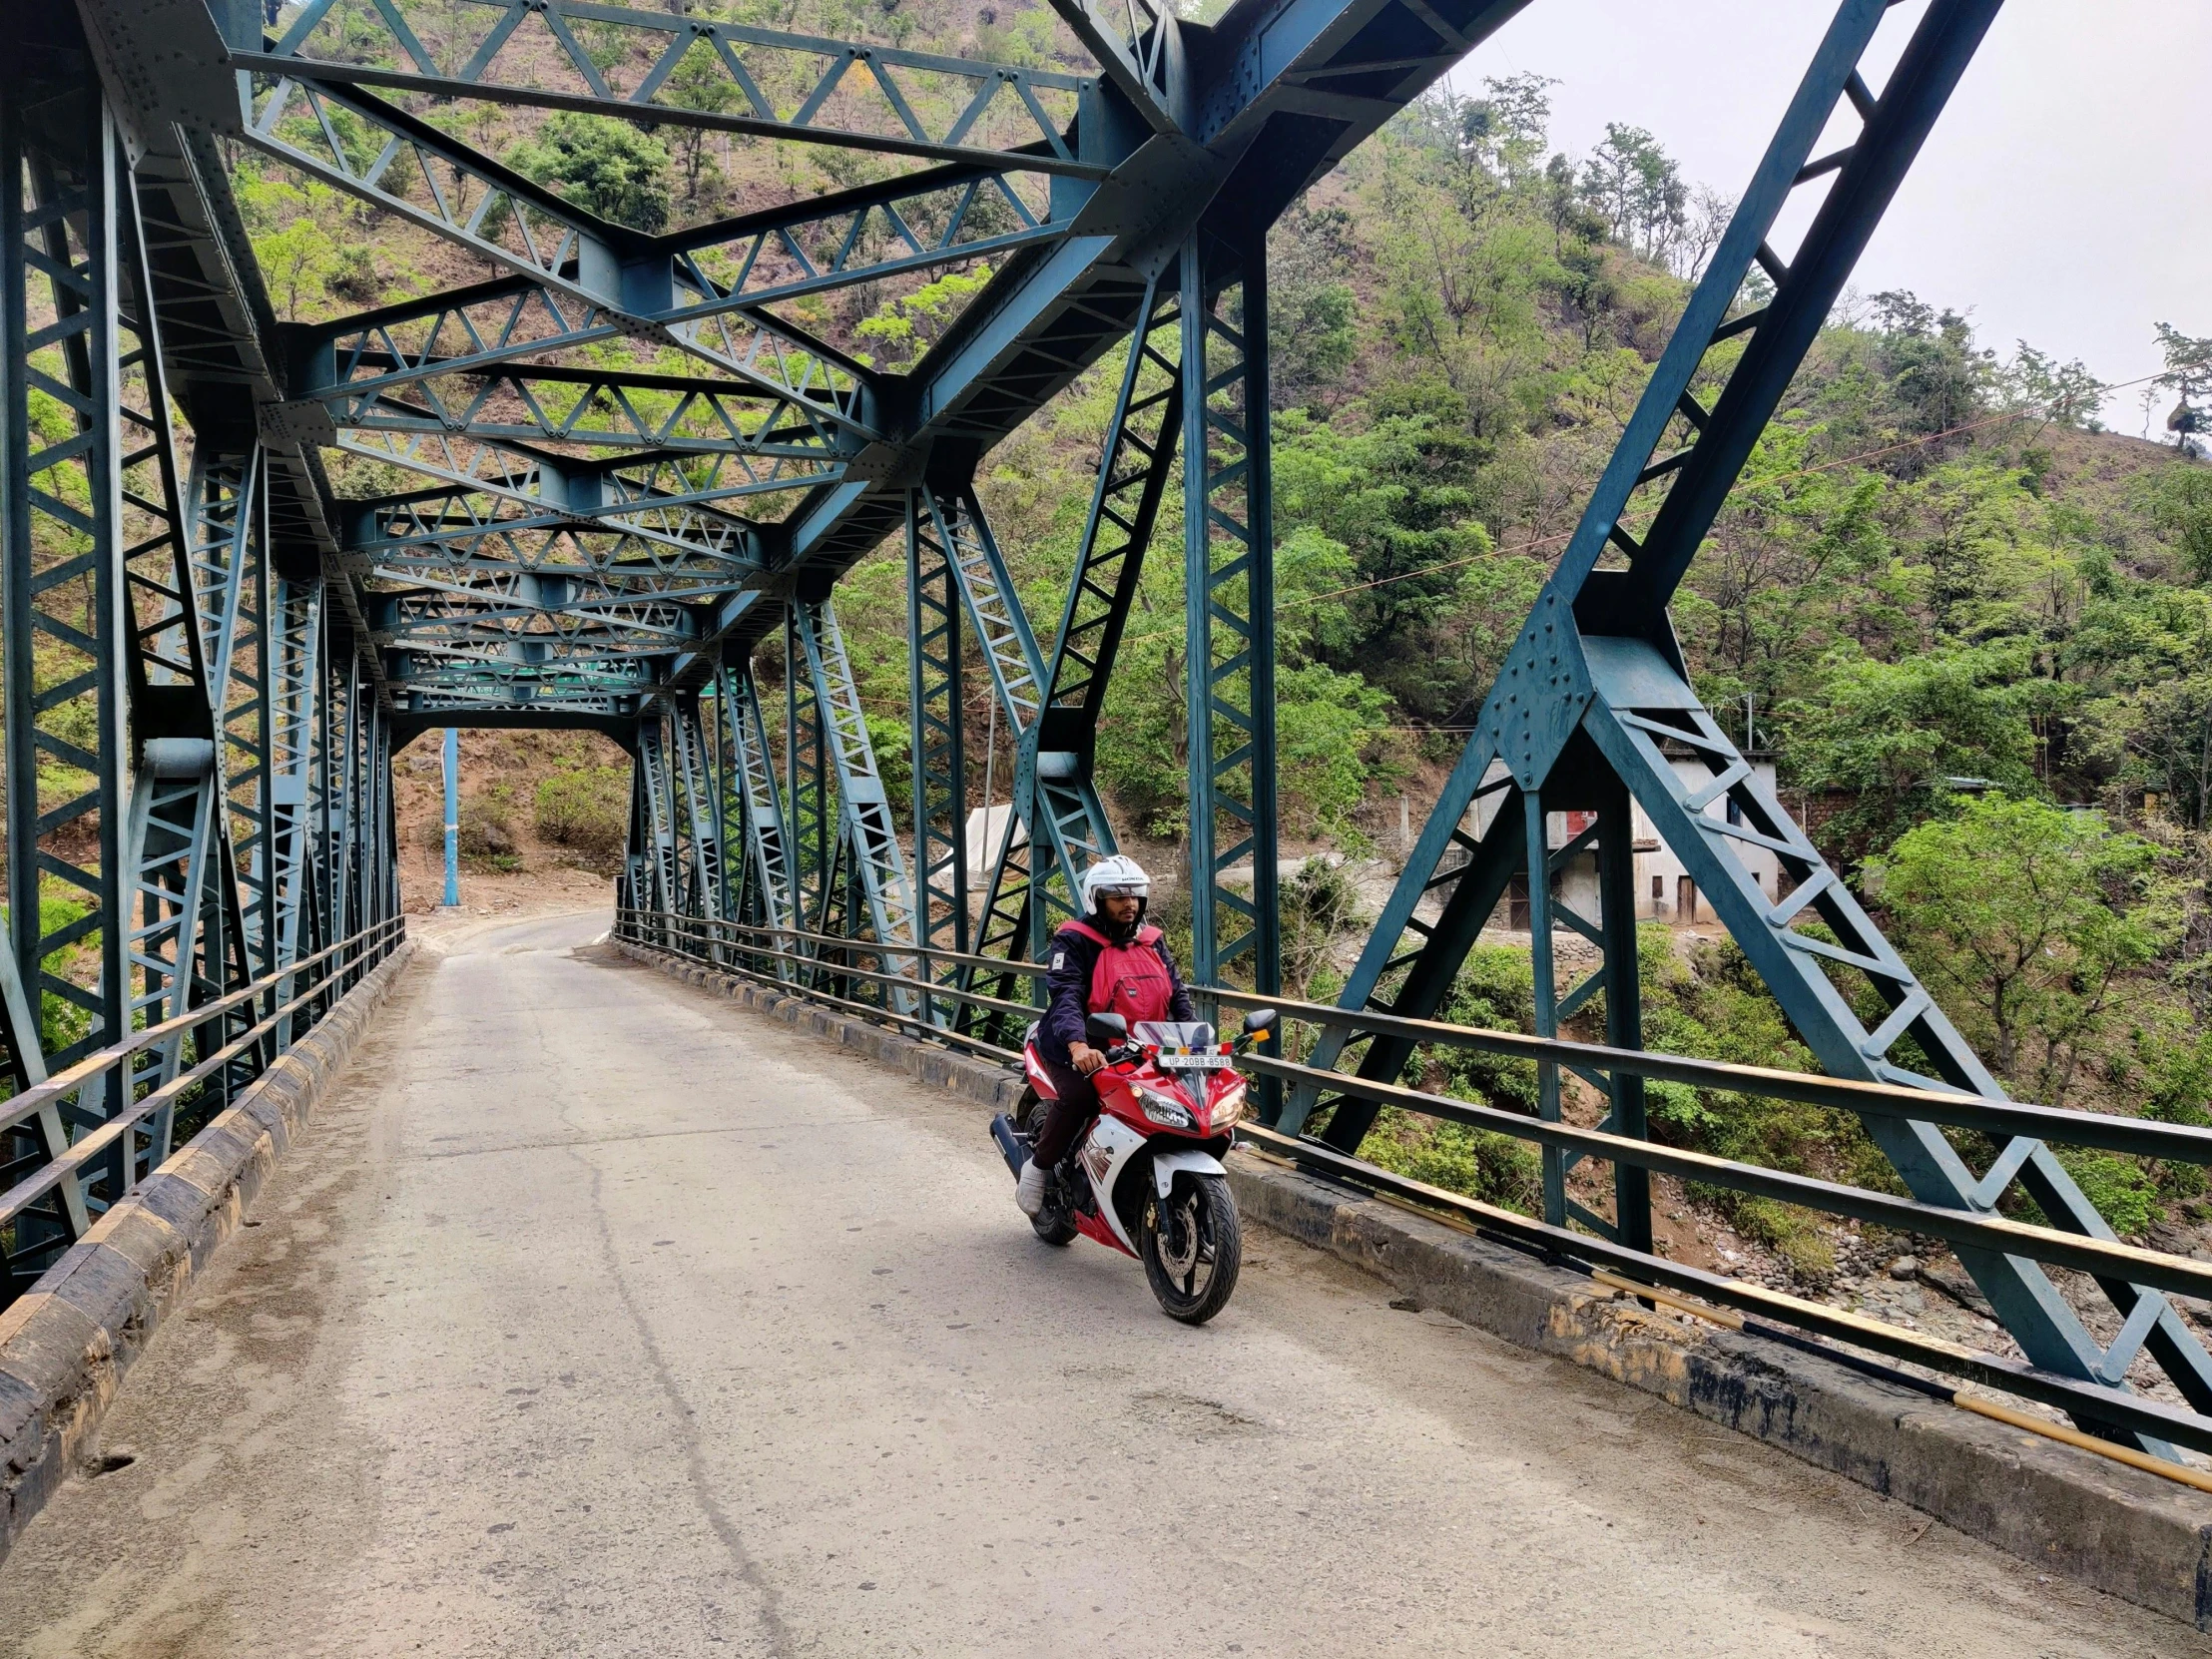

{"left": 991, "top": 1006, "right": 1276, "bottom": 1324}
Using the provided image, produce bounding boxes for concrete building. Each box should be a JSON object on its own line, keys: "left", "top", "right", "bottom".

{"left": 1470, "top": 754, "right": 1783, "bottom": 927}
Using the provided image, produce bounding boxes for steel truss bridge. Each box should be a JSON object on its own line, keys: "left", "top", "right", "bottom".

{"left": 9, "top": 0, "right": 2212, "bottom": 1465}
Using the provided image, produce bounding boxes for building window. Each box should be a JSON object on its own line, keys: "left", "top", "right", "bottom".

{"left": 1651, "top": 875, "right": 1663, "bottom": 900}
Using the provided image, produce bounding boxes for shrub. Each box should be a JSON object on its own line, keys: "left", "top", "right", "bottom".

{"left": 1360, "top": 1106, "right": 1542, "bottom": 1216}
{"left": 536, "top": 766, "right": 628, "bottom": 862}
{"left": 2054, "top": 1148, "right": 2160, "bottom": 1240}
{"left": 1421, "top": 944, "right": 1538, "bottom": 1112}
{"left": 1282, "top": 856, "right": 1363, "bottom": 997}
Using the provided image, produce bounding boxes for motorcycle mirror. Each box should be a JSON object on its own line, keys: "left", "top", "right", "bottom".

{"left": 1241, "top": 1008, "right": 1278, "bottom": 1035}
{"left": 1084, "top": 1011, "right": 1129, "bottom": 1046}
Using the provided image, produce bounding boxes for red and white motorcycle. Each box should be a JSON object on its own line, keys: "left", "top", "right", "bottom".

{"left": 991, "top": 1007, "right": 1276, "bottom": 1324}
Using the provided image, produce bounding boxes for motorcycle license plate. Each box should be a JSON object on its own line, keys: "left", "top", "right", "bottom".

{"left": 1161, "top": 1050, "right": 1232, "bottom": 1069}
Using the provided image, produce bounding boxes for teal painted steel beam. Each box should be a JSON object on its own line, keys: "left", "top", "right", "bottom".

{"left": 441, "top": 726, "right": 459, "bottom": 907}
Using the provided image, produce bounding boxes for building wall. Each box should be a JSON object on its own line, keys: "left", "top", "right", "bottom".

{"left": 1469, "top": 757, "right": 1783, "bottom": 928}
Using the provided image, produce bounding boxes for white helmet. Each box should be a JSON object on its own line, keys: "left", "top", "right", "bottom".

{"left": 1079, "top": 854, "right": 1151, "bottom": 914}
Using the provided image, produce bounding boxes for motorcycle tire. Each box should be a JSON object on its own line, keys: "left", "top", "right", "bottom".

{"left": 1019, "top": 1092, "right": 1079, "bottom": 1246}
{"left": 1140, "top": 1172, "right": 1241, "bottom": 1324}
{"left": 1031, "top": 1194, "right": 1079, "bottom": 1247}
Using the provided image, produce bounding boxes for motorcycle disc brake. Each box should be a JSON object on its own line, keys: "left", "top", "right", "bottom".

{"left": 1155, "top": 1189, "right": 1202, "bottom": 1277}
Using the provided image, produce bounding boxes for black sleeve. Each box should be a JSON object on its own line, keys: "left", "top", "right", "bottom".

{"left": 1157, "top": 939, "right": 1197, "bottom": 1023}
{"left": 1039, "top": 931, "right": 1094, "bottom": 1064}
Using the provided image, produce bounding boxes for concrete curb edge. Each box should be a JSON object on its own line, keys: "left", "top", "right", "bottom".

{"left": 618, "top": 938, "right": 2212, "bottom": 1630}
{"left": 0, "top": 939, "right": 419, "bottom": 1564}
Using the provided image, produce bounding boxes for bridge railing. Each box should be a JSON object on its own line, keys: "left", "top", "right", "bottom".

{"left": 616, "top": 905, "right": 2212, "bottom": 1461}
{"left": 0, "top": 916, "right": 408, "bottom": 1304}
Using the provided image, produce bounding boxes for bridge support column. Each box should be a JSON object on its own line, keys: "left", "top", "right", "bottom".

{"left": 1181, "top": 231, "right": 1280, "bottom": 1107}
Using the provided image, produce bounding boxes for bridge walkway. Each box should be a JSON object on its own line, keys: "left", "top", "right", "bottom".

{"left": 0, "top": 912, "right": 2188, "bottom": 1658}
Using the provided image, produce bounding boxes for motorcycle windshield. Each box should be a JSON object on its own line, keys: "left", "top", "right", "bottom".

{"left": 1134, "top": 1020, "right": 1216, "bottom": 1050}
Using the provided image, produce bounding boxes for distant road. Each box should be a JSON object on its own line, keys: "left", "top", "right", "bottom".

{"left": 0, "top": 912, "right": 2194, "bottom": 1657}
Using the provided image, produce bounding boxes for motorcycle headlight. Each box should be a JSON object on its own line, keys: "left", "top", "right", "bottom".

{"left": 1137, "top": 1086, "right": 1195, "bottom": 1130}
{"left": 1209, "top": 1078, "right": 1248, "bottom": 1130}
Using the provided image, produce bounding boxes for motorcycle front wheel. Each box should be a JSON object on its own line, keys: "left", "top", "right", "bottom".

{"left": 1140, "top": 1173, "right": 1241, "bottom": 1324}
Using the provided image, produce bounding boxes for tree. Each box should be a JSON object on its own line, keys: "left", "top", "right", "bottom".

{"left": 1782, "top": 642, "right": 2046, "bottom": 853}
{"left": 1869, "top": 796, "right": 2173, "bottom": 1104}
{"left": 1268, "top": 201, "right": 1360, "bottom": 408}
{"left": 1869, "top": 290, "right": 1994, "bottom": 441}
{"left": 2150, "top": 462, "right": 2212, "bottom": 583}
{"left": 661, "top": 44, "right": 737, "bottom": 204}
{"left": 511, "top": 112, "right": 672, "bottom": 232}
{"left": 1578, "top": 124, "right": 1686, "bottom": 266}
{"left": 2005, "top": 341, "right": 2104, "bottom": 430}
{"left": 855, "top": 264, "right": 995, "bottom": 370}
{"left": 2109, "top": 673, "right": 2212, "bottom": 829}
{"left": 2155, "top": 322, "right": 2212, "bottom": 454}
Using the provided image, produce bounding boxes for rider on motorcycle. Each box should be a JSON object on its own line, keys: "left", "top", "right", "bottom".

{"left": 1014, "top": 855, "right": 1197, "bottom": 1215}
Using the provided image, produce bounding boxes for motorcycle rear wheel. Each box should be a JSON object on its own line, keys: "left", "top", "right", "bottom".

{"left": 1020, "top": 1092, "right": 1078, "bottom": 1246}
{"left": 1140, "top": 1173, "right": 1240, "bottom": 1324}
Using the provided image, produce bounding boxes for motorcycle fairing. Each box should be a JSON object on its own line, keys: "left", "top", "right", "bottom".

{"left": 1150, "top": 1148, "right": 1228, "bottom": 1197}
{"left": 1074, "top": 1113, "right": 1148, "bottom": 1258}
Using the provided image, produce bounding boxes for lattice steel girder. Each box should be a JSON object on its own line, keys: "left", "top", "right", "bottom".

{"left": 368, "top": 581, "right": 705, "bottom": 642}
{"left": 1035, "top": 272, "right": 1181, "bottom": 731}
{"left": 680, "top": 0, "right": 1536, "bottom": 680}
{"left": 1045, "top": 0, "right": 1186, "bottom": 136}
{"left": 1179, "top": 230, "right": 1279, "bottom": 996}
{"left": 337, "top": 430, "right": 839, "bottom": 524}
{"left": 3, "top": 77, "right": 132, "bottom": 1094}
{"left": 927, "top": 483, "right": 1119, "bottom": 968}
{"left": 906, "top": 491, "right": 968, "bottom": 987}
{"left": 244, "top": 0, "right": 1101, "bottom": 177}
{"left": 346, "top": 491, "right": 762, "bottom": 569}
{"left": 314, "top": 360, "right": 850, "bottom": 461}
{"left": 784, "top": 607, "right": 834, "bottom": 931}
{"left": 635, "top": 713, "right": 684, "bottom": 921}
{"left": 1556, "top": 0, "right": 2005, "bottom": 618}
{"left": 996, "top": 271, "right": 1181, "bottom": 959}
{"left": 724, "top": 666, "right": 799, "bottom": 946}
{"left": 363, "top": 558, "right": 748, "bottom": 609}
{"left": 1572, "top": 638, "right": 2212, "bottom": 1449}
{"left": 278, "top": 275, "right": 870, "bottom": 439}
{"left": 232, "top": 74, "right": 892, "bottom": 421}
{"left": 230, "top": 62, "right": 1087, "bottom": 431}
{"left": 368, "top": 568, "right": 716, "bottom": 621}
{"left": 1304, "top": 0, "right": 1996, "bottom": 1102}
{"left": 669, "top": 697, "right": 725, "bottom": 920}
{"left": 793, "top": 600, "right": 922, "bottom": 1002}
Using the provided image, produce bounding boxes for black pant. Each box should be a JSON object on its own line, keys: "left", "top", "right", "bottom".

{"left": 1030, "top": 1056, "right": 1098, "bottom": 1166}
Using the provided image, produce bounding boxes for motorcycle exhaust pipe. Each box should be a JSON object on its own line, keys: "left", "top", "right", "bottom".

{"left": 988, "top": 1113, "right": 1027, "bottom": 1178}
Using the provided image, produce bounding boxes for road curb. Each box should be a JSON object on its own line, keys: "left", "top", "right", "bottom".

{"left": 0, "top": 940, "right": 418, "bottom": 1564}
{"left": 621, "top": 938, "right": 2212, "bottom": 1630}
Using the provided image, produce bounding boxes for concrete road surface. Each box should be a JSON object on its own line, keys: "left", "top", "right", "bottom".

{"left": 0, "top": 912, "right": 2201, "bottom": 1658}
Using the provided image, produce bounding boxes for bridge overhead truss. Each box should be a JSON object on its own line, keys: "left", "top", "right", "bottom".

{"left": 3, "top": 0, "right": 2200, "bottom": 1454}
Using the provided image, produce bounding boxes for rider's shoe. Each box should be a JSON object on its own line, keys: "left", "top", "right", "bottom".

{"left": 1015, "top": 1158, "right": 1047, "bottom": 1216}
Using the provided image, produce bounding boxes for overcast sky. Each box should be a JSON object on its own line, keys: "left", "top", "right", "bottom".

{"left": 1449, "top": 0, "right": 2209, "bottom": 432}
